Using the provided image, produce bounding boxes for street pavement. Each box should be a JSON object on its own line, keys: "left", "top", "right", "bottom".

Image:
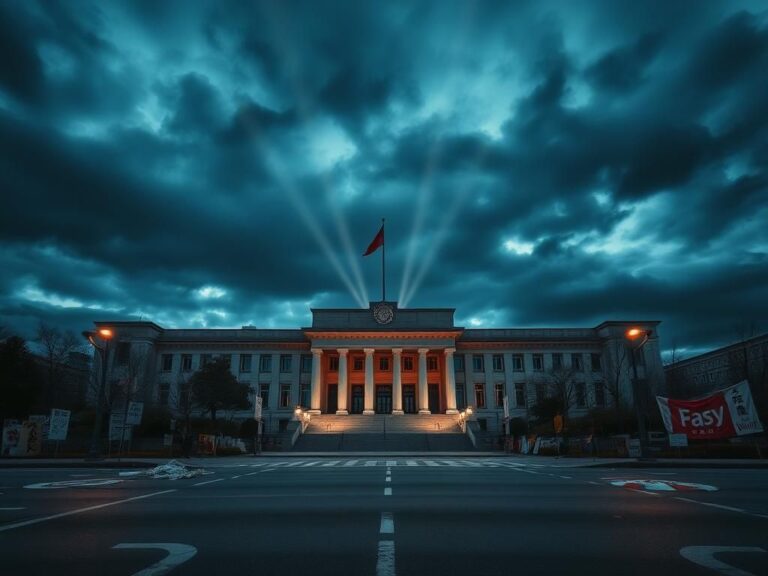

{"left": 0, "top": 457, "right": 766, "bottom": 575}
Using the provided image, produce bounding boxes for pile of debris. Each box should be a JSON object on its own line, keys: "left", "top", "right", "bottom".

{"left": 120, "top": 460, "right": 208, "bottom": 480}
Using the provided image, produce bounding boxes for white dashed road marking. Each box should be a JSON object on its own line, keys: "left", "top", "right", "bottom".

{"left": 192, "top": 478, "right": 224, "bottom": 487}
{"left": 380, "top": 512, "right": 394, "bottom": 534}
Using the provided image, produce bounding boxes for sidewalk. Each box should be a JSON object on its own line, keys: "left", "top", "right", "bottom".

{"left": 1, "top": 453, "right": 767, "bottom": 468}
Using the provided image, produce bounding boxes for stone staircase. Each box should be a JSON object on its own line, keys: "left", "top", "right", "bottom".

{"left": 292, "top": 414, "right": 474, "bottom": 452}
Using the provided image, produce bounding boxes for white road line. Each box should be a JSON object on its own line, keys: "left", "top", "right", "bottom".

{"left": 440, "top": 460, "right": 462, "bottom": 467}
{"left": 460, "top": 461, "right": 482, "bottom": 467}
{"left": 231, "top": 476, "right": 241, "bottom": 479}
{"left": 424, "top": 460, "right": 439, "bottom": 467}
{"left": 559, "top": 475, "right": 572, "bottom": 479}
{"left": 243, "top": 471, "right": 261, "bottom": 476}
{"left": 285, "top": 462, "right": 305, "bottom": 467}
{"left": 301, "top": 461, "right": 320, "bottom": 467}
{"left": 192, "top": 478, "right": 224, "bottom": 487}
{"left": 250, "top": 463, "right": 266, "bottom": 467}
{"left": 406, "top": 460, "right": 418, "bottom": 467}
{"left": 680, "top": 545, "right": 765, "bottom": 576}
{"left": 386, "top": 460, "right": 397, "bottom": 467}
{"left": 320, "top": 461, "right": 341, "bottom": 467}
{"left": 0, "top": 489, "right": 175, "bottom": 533}
{"left": 365, "top": 461, "right": 377, "bottom": 467}
{"left": 676, "top": 498, "right": 744, "bottom": 513}
{"left": 587, "top": 481, "right": 600, "bottom": 485}
{"left": 380, "top": 512, "right": 394, "bottom": 534}
{"left": 0, "top": 507, "right": 25, "bottom": 510}
{"left": 384, "top": 487, "right": 392, "bottom": 496}
{"left": 344, "top": 460, "right": 359, "bottom": 467}
{"left": 376, "top": 541, "right": 396, "bottom": 576}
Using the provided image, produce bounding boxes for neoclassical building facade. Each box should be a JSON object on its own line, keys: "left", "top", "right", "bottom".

{"left": 94, "top": 302, "right": 665, "bottom": 433}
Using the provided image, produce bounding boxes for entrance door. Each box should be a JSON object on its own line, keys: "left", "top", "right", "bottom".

{"left": 376, "top": 385, "right": 392, "bottom": 414}
{"left": 428, "top": 384, "right": 440, "bottom": 413}
{"left": 351, "top": 385, "right": 364, "bottom": 414}
{"left": 403, "top": 385, "right": 416, "bottom": 414}
{"left": 327, "top": 384, "right": 338, "bottom": 413}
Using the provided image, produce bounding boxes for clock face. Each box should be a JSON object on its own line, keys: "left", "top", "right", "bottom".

{"left": 373, "top": 302, "right": 394, "bottom": 325}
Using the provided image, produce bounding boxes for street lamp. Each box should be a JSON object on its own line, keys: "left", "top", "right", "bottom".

{"left": 83, "top": 327, "right": 114, "bottom": 460}
{"left": 626, "top": 327, "right": 652, "bottom": 460}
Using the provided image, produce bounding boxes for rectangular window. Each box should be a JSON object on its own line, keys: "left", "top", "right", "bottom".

{"left": 474, "top": 383, "right": 486, "bottom": 408}
{"left": 532, "top": 354, "right": 544, "bottom": 371}
{"left": 299, "top": 383, "right": 311, "bottom": 408}
{"left": 515, "top": 383, "right": 526, "bottom": 408}
{"left": 279, "top": 384, "right": 292, "bottom": 408}
{"left": 492, "top": 354, "right": 504, "bottom": 372}
{"left": 159, "top": 383, "right": 170, "bottom": 406}
{"left": 571, "top": 354, "right": 583, "bottom": 371}
{"left": 161, "top": 354, "right": 173, "bottom": 372}
{"left": 427, "top": 356, "right": 438, "bottom": 371}
{"left": 280, "top": 354, "right": 292, "bottom": 373}
{"left": 301, "top": 355, "right": 312, "bottom": 373}
{"left": 472, "top": 354, "right": 484, "bottom": 372}
{"left": 591, "top": 353, "right": 602, "bottom": 372}
{"left": 353, "top": 357, "right": 364, "bottom": 371}
{"left": 329, "top": 356, "right": 339, "bottom": 372}
{"left": 115, "top": 342, "right": 131, "bottom": 366}
{"left": 240, "top": 354, "right": 252, "bottom": 373}
{"left": 259, "top": 355, "right": 272, "bottom": 372}
{"left": 454, "top": 355, "right": 464, "bottom": 371}
{"left": 259, "top": 383, "right": 270, "bottom": 409}
{"left": 575, "top": 382, "right": 586, "bottom": 407}
{"left": 552, "top": 353, "right": 563, "bottom": 370}
{"left": 200, "top": 354, "right": 212, "bottom": 367}
{"left": 494, "top": 383, "right": 504, "bottom": 407}
{"left": 456, "top": 384, "right": 466, "bottom": 410}
{"left": 403, "top": 357, "right": 414, "bottom": 371}
{"left": 594, "top": 381, "right": 605, "bottom": 406}
{"left": 181, "top": 354, "right": 193, "bottom": 372}
{"left": 379, "top": 357, "right": 390, "bottom": 371}
{"left": 512, "top": 354, "right": 524, "bottom": 372}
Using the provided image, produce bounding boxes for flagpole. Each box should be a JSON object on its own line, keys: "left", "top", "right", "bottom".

{"left": 381, "top": 217, "right": 386, "bottom": 302}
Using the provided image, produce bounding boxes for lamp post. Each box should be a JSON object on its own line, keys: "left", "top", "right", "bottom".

{"left": 626, "top": 327, "right": 652, "bottom": 460}
{"left": 83, "top": 328, "right": 114, "bottom": 460}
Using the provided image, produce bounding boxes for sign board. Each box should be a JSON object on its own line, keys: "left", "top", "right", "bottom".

{"left": 1, "top": 421, "right": 22, "bottom": 456}
{"left": 109, "top": 413, "right": 132, "bottom": 442}
{"left": 126, "top": 401, "right": 144, "bottom": 426}
{"left": 23, "top": 421, "right": 42, "bottom": 456}
{"left": 656, "top": 381, "right": 764, "bottom": 439}
{"left": 163, "top": 433, "right": 174, "bottom": 447}
{"left": 627, "top": 438, "right": 642, "bottom": 458}
{"left": 503, "top": 395, "right": 509, "bottom": 420}
{"left": 669, "top": 433, "right": 688, "bottom": 447}
{"left": 48, "top": 409, "right": 71, "bottom": 441}
{"left": 29, "top": 415, "right": 49, "bottom": 442}
{"left": 254, "top": 396, "right": 263, "bottom": 421}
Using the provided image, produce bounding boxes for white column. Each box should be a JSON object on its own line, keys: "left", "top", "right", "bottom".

{"left": 337, "top": 348, "right": 349, "bottom": 415}
{"left": 392, "top": 348, "right": 403, "bottom": 415}
{"left": 444, "top": 348, "right": 458, "bottom": 414}
{"left": 363, "top": 348, "right": 375, "bottom": 415}
{"left": 309, "top": 348, "right": 322, "bottom": 414}
{"left": 418, "top": 348, "right": 430, "bottom": 414}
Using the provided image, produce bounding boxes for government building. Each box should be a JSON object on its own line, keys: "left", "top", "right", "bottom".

{"left": 93, "top": 302, "right": 664, "bottom": 434}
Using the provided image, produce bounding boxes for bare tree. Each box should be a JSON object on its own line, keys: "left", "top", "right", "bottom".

{"left": 604, "top": 342, "right": 629, "bottom": 431}
{"left": 36, "top": 322, "right": 83, "bottom": 408}
{"left": 548, "top": 366, "right": 577, "bottom": 426}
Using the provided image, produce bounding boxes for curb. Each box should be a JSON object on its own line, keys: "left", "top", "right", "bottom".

{"left": 587, "top": 460, "right": 768, "bottom": 469}
{"left": 0, "top": 461, "right": 157, "bottom": 469}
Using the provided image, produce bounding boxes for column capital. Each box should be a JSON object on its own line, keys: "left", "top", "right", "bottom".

{"left": 391, "top": 348, "right": 403, "bottom": 355}
{"left": 443, "top": 347, "right": 456, "bottom": 356}
{"left": 311, "top": 348, "right": 324, "bottom": 356}
{"left": 363, "top": 348, "right": 375, "bottom": 355}
{"left": 337, "top": 348, "right": 349, "bottom": 356}
{"left": 417, "top": 348, "right": 430, "bottom": 356}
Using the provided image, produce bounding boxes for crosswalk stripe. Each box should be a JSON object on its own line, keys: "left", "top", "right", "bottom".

{"left": 344, "top": 460, "right": 359, "bottom": 467}
{"left": 440, "top": 460, "right": 462, "bottom": 467}
{"left": 423, "top": 460, "right": 440, "bottom": 467}
{"left": 406, "top": 460, "right": 418, "bottom": 467}
{"left": 250, "top": 463, "right": 266, "bottom": 467}
{"left": 364, "top": 461, "right": 377, "bottom": 466}
{"left": 285, "top": 461, "right": 305, "bottom": 467}
{"left": 320, "top": 460, "right": 341, "bottom": 467}
{"left": 386, "top": 460, "right": 397, "bottom": 467}
{"left": 301, "top": 461, "right": 320, "bottom": 467}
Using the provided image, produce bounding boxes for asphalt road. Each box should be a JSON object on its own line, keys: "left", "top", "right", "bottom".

{"left": 0, "top": 458, "right": 766, "bottom": 576}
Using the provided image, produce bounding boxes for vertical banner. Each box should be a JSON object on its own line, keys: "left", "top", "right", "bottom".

{"left": 48, "top": 409, "right": 71, "bottom": 441}
{"left": 656, "top": 381, "right": 763, "bottom": 439}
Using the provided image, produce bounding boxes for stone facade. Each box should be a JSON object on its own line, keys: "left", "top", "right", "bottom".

{"left": 91, "top": 303, "right": 664, "bottom": 433}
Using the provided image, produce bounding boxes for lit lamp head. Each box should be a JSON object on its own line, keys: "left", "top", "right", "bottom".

{"left": 626, "top": 327, "right": 643, "bottom": 340}
{"left": 98, "top": 328, "right": 114, "bottom": 339}
{"left": 82, "top": 327, "right": 114, "bottom": 349}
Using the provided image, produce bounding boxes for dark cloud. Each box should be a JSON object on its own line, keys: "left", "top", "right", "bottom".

{"left": 0, "top": 0, "right": 766, "bottom": 357}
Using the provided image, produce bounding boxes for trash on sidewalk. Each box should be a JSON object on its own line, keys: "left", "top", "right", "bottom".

{"left": 119, "top": 459, "right": 207, "bottom": 480}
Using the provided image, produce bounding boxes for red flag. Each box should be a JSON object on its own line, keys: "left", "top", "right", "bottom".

{"left": 363, "top": 225, "right": 384, "bottom": 256}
